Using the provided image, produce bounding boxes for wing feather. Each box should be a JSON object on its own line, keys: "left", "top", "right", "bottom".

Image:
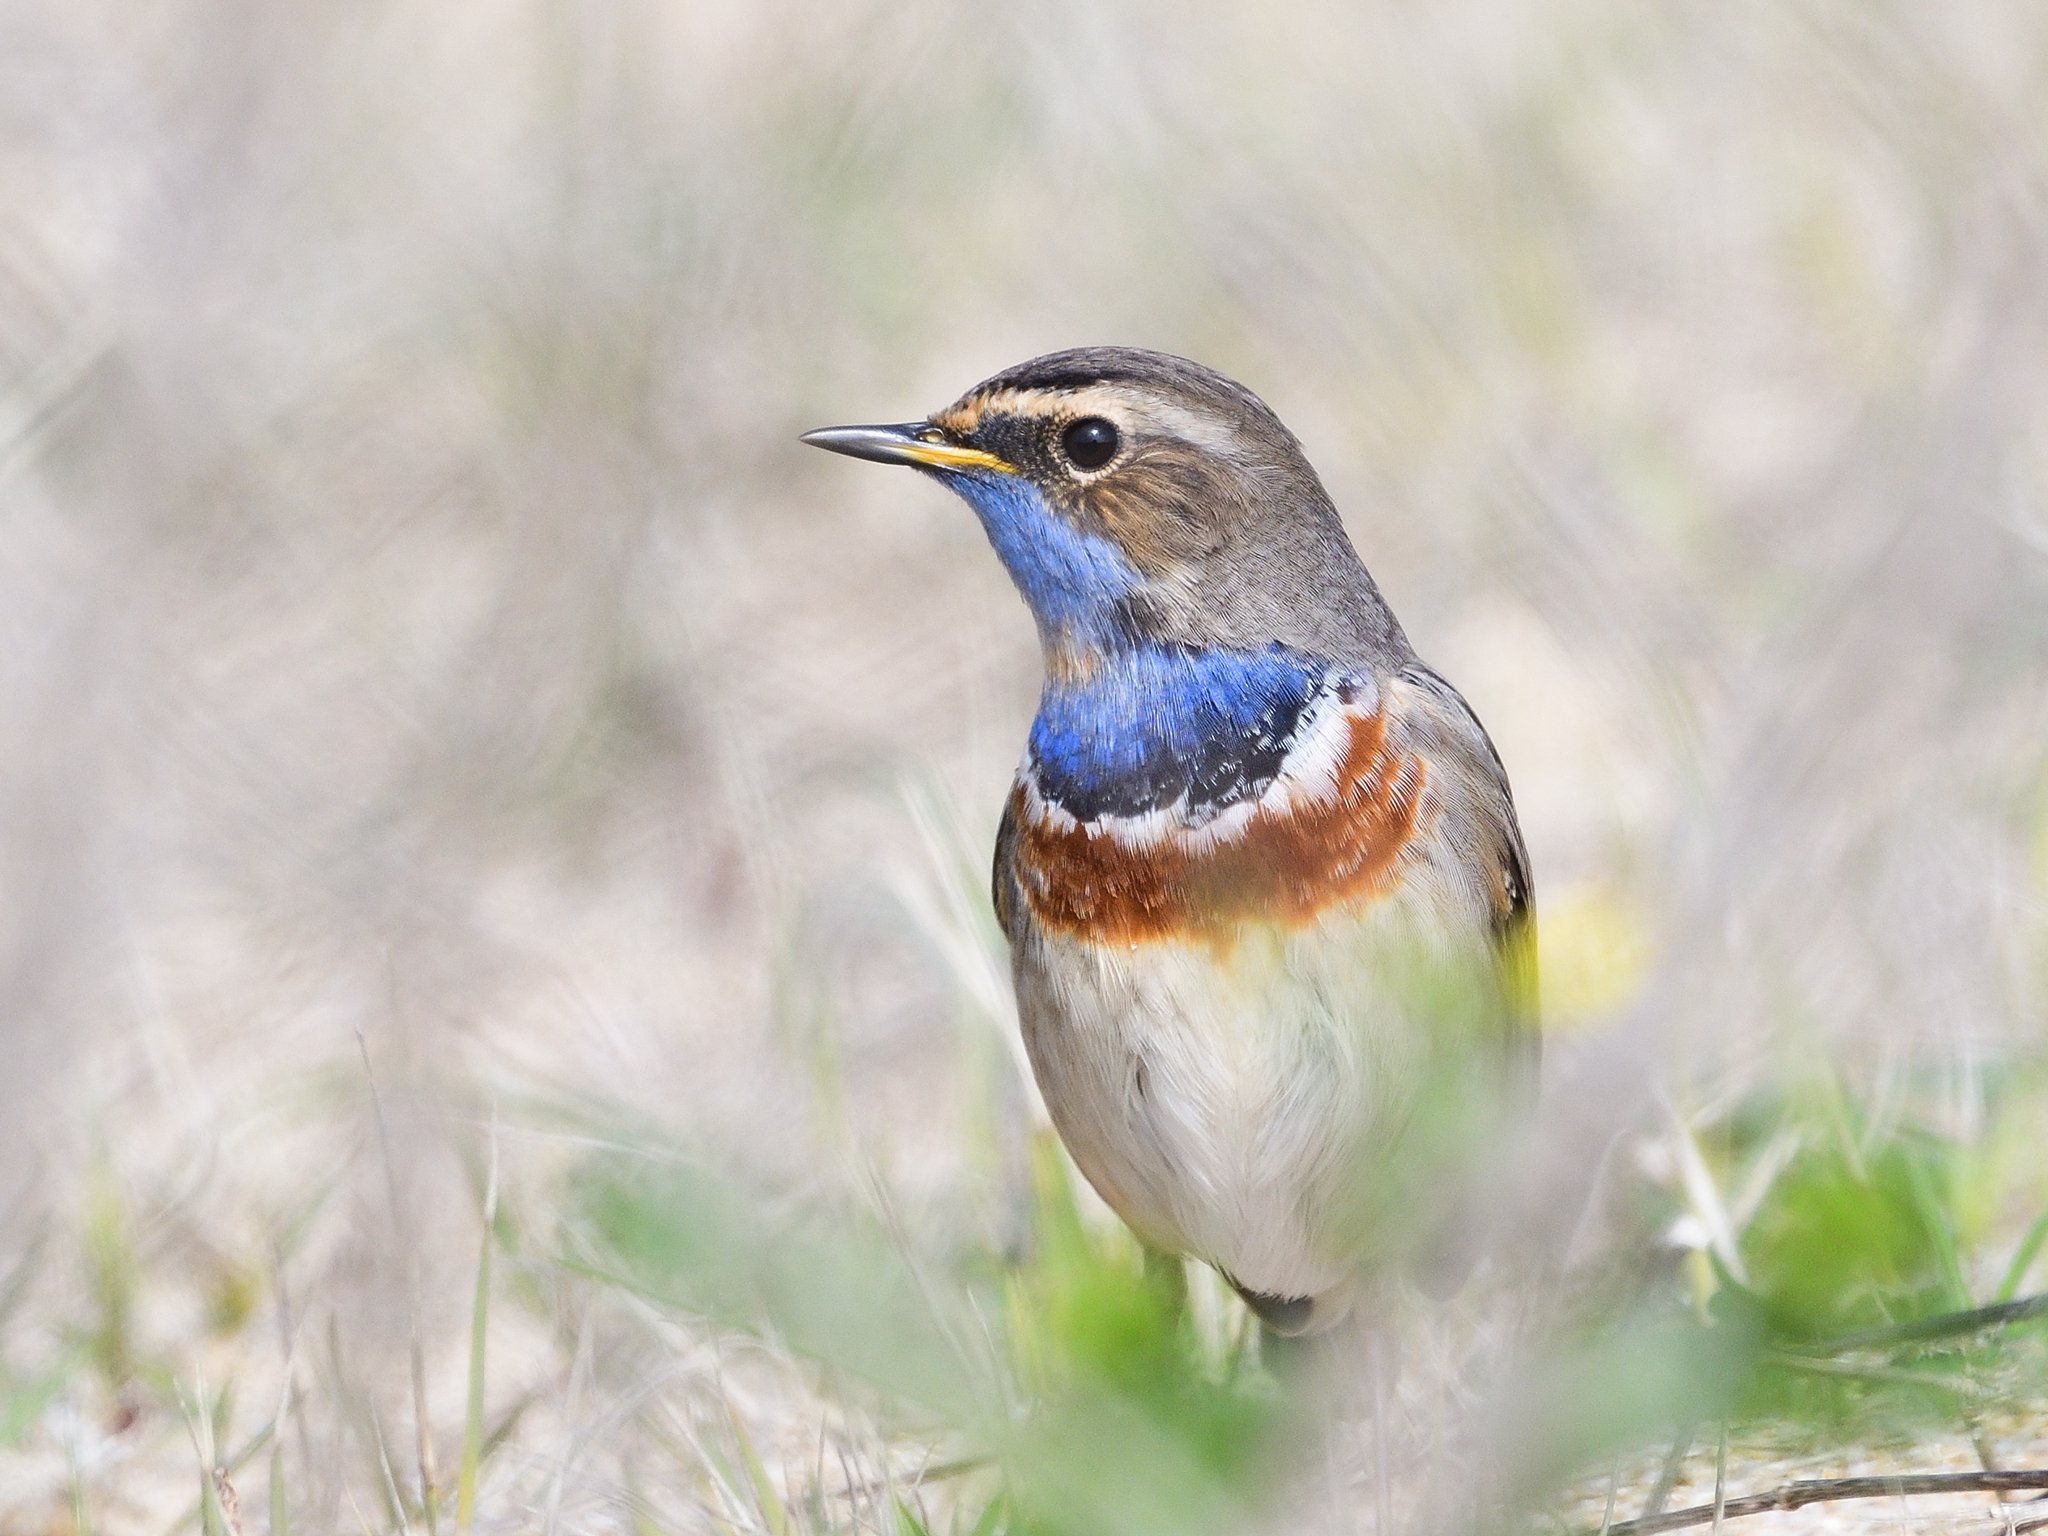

{"left": 1396, "top": 664, "right": 1539, "bottom": 1075}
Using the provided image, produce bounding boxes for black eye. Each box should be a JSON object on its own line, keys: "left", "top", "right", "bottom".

{"left": 1060, "top": 416, "right": 1119, "bottom": 471}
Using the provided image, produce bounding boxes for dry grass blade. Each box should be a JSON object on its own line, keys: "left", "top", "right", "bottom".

{"left": 1774, "top": 1294, "right": 2048, "bottom": 1356}
{"left": 355, "top": 1026, "right": 441, "bottom": 1534}
{"left": 1709, "top": 1428, "right": 1726, "bottom": 1536}
{"left": 1638, "top": 1423, "right": 1695, "bottom": 1524}
{"left": 371, "top": 1407, "right": 415, "bottom": 1536}
{"left": 1594, "top": 1470, "right": 2048, "bottom": 1536}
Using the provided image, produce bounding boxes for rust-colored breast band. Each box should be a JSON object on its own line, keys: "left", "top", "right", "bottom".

{"left": 1008, "top": 709, "right": 1428, "bottom": 945}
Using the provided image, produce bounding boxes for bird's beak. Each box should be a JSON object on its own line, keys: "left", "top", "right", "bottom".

{"left": 801, "top": 422, "right": 1013, "bottom": 474}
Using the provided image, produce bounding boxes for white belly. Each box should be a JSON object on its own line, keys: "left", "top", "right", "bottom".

{"left": 1013, "top": 881, "right": 1501, "bottom": 1303}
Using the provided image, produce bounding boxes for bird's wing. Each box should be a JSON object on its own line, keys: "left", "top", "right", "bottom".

{"left": 1393, "top": 663, "right": 1539, "bottom": 1075}
{"left": 991, "top": 790, "right": 1022, "bottom": 944}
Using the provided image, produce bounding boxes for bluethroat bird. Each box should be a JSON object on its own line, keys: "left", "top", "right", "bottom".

{"left": 806, "top": 348, "right": 1535, "bottom": 1337}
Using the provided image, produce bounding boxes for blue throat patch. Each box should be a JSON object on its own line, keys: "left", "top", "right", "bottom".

{"left": 936, "top": 469, "right": 1140, "bottom": 644}
{"left": 1030, "top": 644, "right": 1330, "bottom": 822}
{"left": 934, "top": 468, "right": 1336, "bottom": 821}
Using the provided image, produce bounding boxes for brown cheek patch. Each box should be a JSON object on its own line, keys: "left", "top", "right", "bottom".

{"left": 1079, "top": 445, "right": 1230, "bottom": 574}
{"left": 1009, "top": 709, "right": 1428, "bottom": 946}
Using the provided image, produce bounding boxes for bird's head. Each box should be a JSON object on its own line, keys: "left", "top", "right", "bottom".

{"left": 804, "top": 347, "right": 1406, "bottom": 670}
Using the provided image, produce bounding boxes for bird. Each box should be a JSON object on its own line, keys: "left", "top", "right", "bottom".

{"left": 804, "top": 347, "right": 1535, "bottom": 1339}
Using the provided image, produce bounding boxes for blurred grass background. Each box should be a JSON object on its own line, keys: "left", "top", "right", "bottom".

{"left": 0, "top": 1, "right": 2045, "bottom": 1531}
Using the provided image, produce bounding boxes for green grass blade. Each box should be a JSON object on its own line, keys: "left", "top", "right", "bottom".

{"left": 1996, "top": 1200, "right": 2048, "bottom": 1304}
{"left": 892, "top": 1493, "right": 935, "bottom": 1536}
{"left": 69, "top": 1448, "right": 92, "bottom": 1536}
{"left": 963, "top": 1492, "right": 1006, "bottom": 1536}
{"left": 182, "top": 1381, "right": 230, "bottom": 1536}
{"left": 199, "top": 1473, "right": 229, "bottom": 1536}
{"left": 455, "top": 1126, "right": 499, "bottom": 1536}
{"left": 158, "top": 1420, "right": 277, "bottom": 1536}
{"left": 270, "top": 1445, "right": 289, "bottom": 1536}
{"left": 727, "top": 1409, "right": 791, "bottom": 1536}
{"left": 1904, "top": 1143, "right": 1972, "bottom": 1311}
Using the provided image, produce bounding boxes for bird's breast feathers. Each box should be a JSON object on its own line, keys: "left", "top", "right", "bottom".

{"left": 994, "top": 657, "right": 1530, "bottom": 1304}
{"left": 1004, "top": 663, "right": 1500, "bottom": 950}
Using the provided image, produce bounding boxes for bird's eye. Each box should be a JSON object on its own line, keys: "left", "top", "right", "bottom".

{"left": 1060, "top": 417, "right": 1120, "bottom": 471}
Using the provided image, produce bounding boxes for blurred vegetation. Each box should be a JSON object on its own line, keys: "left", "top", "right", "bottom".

{"left": 556, "top": 1066, "right": 2048, "bottom": 1534}
{"left": 579, "top": 1134, "right": 1289, "bottom": 1536}
{"left": 0, "top": 0, "right": 2045, "bottom": 1531}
